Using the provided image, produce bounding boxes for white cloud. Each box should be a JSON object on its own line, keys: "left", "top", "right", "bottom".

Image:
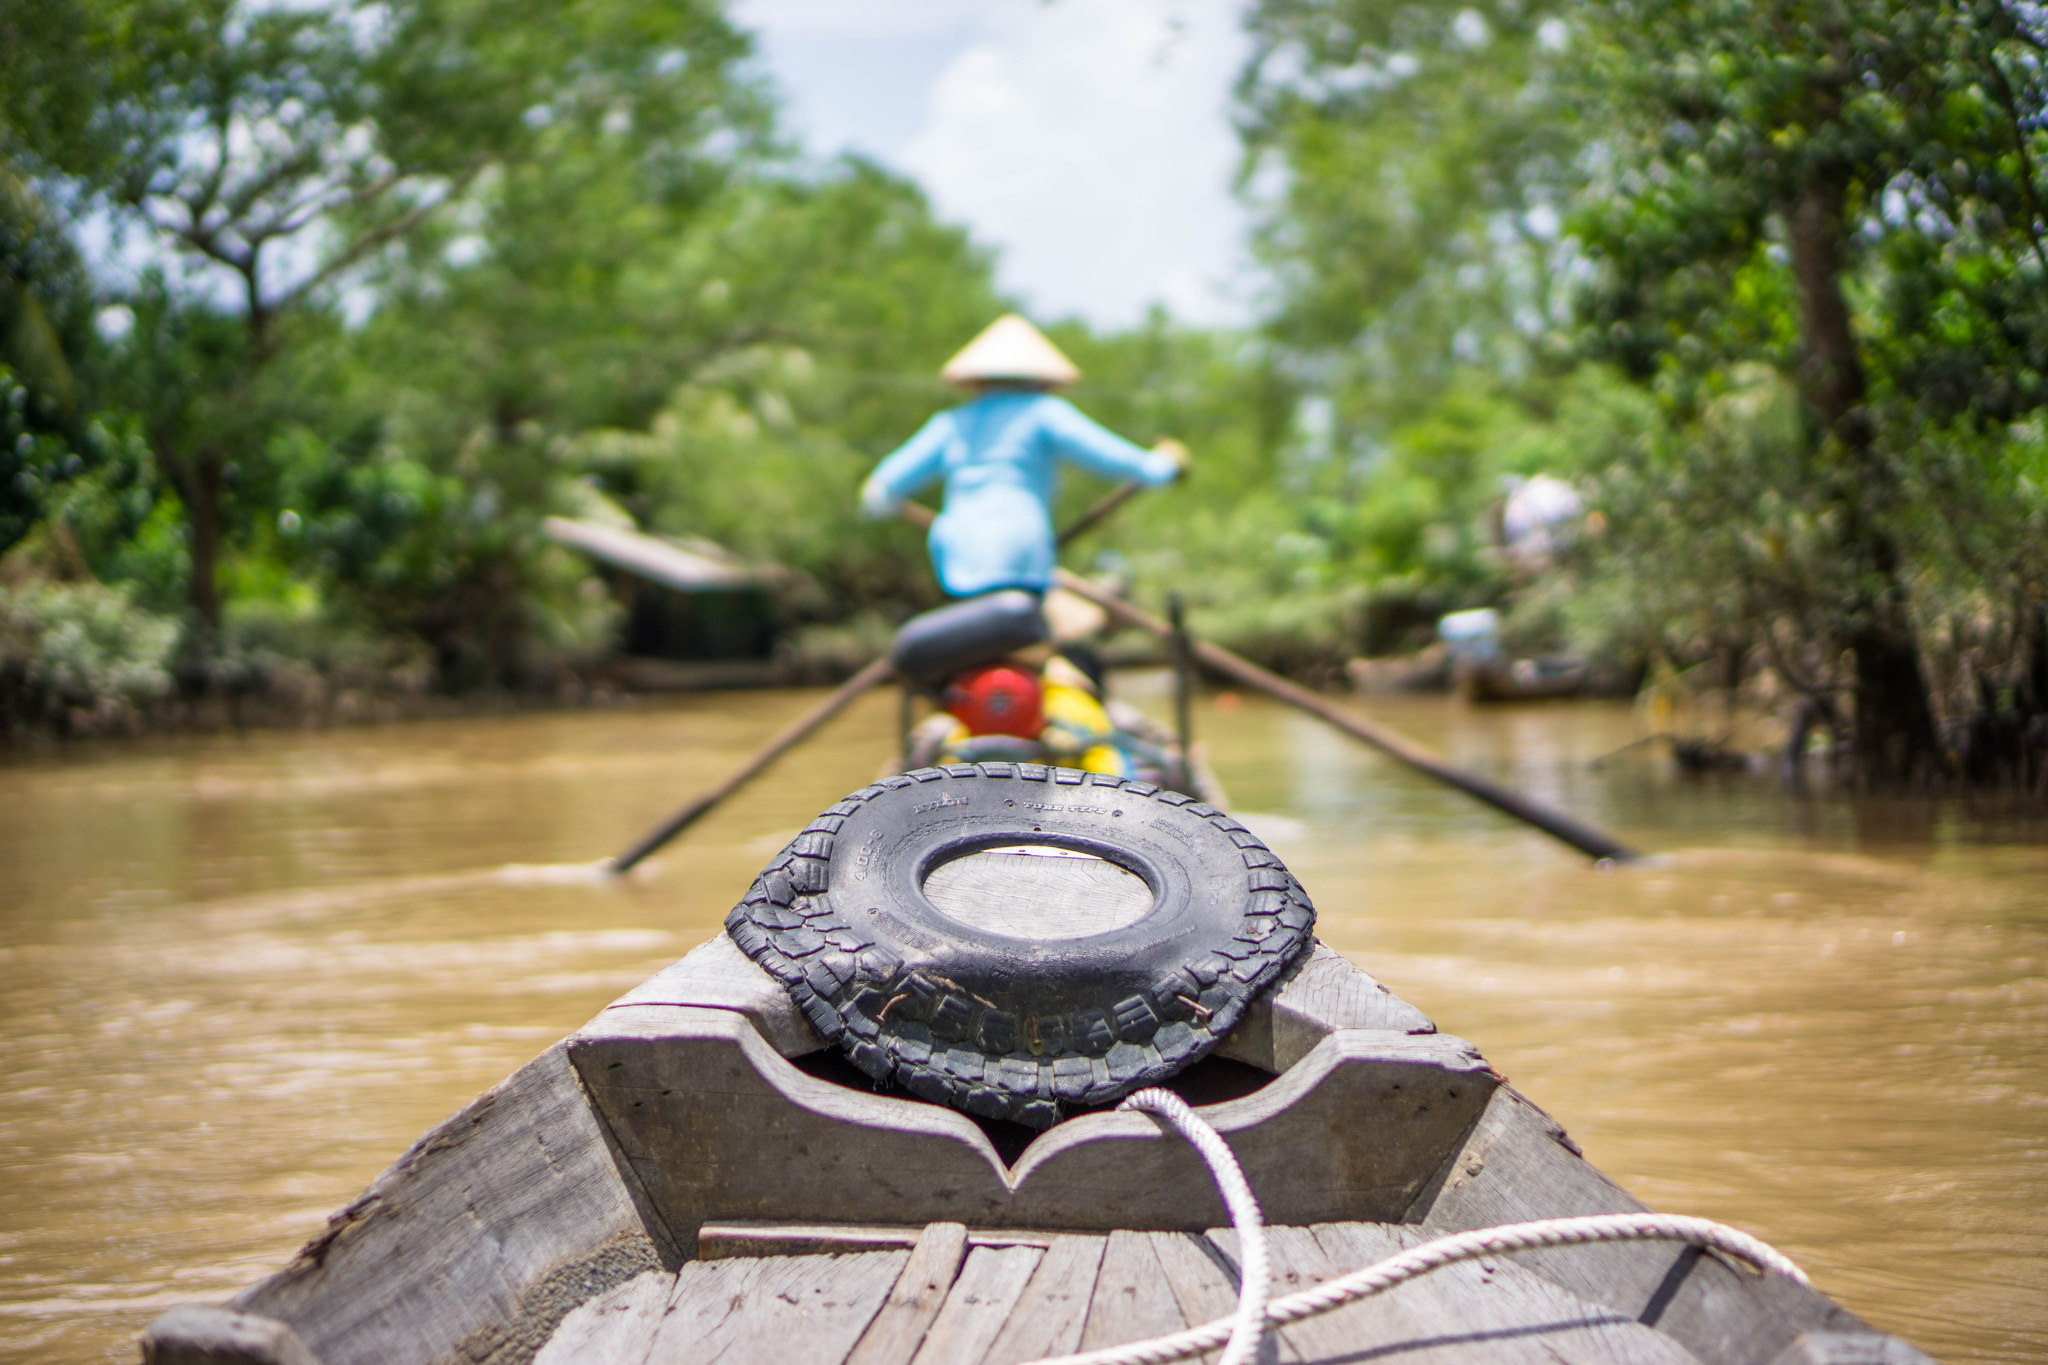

{"left": 900, "top": 0, "right": 1250, "bottom": 327}
{"left": 736, "top": 0, "right": 1254, "bottom": 330}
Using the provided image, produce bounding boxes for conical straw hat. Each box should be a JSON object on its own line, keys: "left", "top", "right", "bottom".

{"left": 940, "top": 314, "right": 1081, "bottom": 387}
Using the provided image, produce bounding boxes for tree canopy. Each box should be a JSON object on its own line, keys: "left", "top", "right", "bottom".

{"left": 1237, "top": 0, "right": 2048, "bottom": 781}
{"left": 5, "top": 0, "right": 2048, "bottom": 786}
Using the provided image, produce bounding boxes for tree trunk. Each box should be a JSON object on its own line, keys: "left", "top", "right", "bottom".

{"left": 1787, "top": 179, "right": 1869, "bottom": 433}
{"left": 1848, "top": 617, "right": 1943, "bottom": 782}
{"left": 169, "top": 452, "right": 224, "bottom": 636}
{"left": 1786, "top": 170, "right": 1945, "bottom": 782}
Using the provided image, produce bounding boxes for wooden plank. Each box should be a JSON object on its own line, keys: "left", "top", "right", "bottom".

{"left": 578, "top": 1006, "right": 1489, "bottom": 1235}
{"left": 606, "top": 932, "right": 820, "bottom": 1056}
{"left": 922, "top": 846, "right": 1153, "bottom": 938}
{"left": 645, "top": 1250, "right": 907, "bottom": 1364}
{"left": 1766, "top": 1332, "right": 1934, "bottom": 1364}
{"left": 1144, "top": 1230, "right": 1291, "bottom": 1365}
{"left": 233, "top": 1044, "right": 670, "bottom": 1365}
{"left": 979, "top": 1235, "right": 1107, "bottom": 1365}
{"left": 644, "top": 1258, "right": 768, "bottom": 1362}
{"left": 699, "top": 1222, "right": 1055, "bottom": 1261}
{"left": 1277, "top": 944, "right": 1436, "bottom": 1034}
{"left": 139, "top": 1305, "right": 321, "bottom": 1365}
{"left": 1312, "top": 1221, "right": 1701, "bottom": 1364}
{"left": 909, "top": 1246, "right": 1043, "bottom": 1365}
{"left": 1417, "top": 1086, "right": 1875, "bottom": 1364}
{"left": 846, "top": 1223, "right": 972, "bottom": 1365}
{"left": 1213, "top": 1224, "right": 1523, "bottom": 1363}
{"left": 703, "top": 1224, "right": 925, "bottom": 1260}
{"left": 1206, "top": 1225, "right": 1364, "bottom": 1365}
{"left": 533, "top": 1269, "right": 674, "bottom": 1365}
{"left": 1078, "top": 1230, "right": 1188, "bottom": 1352}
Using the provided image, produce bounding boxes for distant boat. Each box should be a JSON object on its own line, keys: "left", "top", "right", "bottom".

{"left": 1456, "top": 654, "right": 1589, "bottom": 702}
{"left": 1434, "top": 607, "right": 1587, "bottom": 703}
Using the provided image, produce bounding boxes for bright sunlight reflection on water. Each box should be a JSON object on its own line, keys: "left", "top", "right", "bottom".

{"left": 0, "top": 681, "right": 2042, "bottom": 1362}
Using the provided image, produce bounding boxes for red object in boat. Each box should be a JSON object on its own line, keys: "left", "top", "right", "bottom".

{"left": 941, "top": 664, "right": 1044, "bottom": 739}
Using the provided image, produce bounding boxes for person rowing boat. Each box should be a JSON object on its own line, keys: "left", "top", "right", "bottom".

{"left": 860, "top": 314, "right": 1187, "bottom": 599}
{"left": 612, "top": 318, "right": 1638, "bottom": 871}
{"left": 861, "top": 315, "right": 1193, "bottom": 783}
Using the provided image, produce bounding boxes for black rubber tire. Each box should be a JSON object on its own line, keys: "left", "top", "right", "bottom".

{"left": 724, "top": 763, "right": 1316, "bottom": 1129}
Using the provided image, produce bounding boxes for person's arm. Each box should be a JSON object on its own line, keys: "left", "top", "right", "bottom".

{"left": 1039, "top": 397, "right": 1181, "bottom": 486}
{"left": 860, "top": 413, "right": 952, "bottom": 517}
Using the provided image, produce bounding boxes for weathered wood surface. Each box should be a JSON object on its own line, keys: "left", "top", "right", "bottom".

{"left": 1765, "top": 1332, "right": 1936, "bottom": 1364}
{"left": 1415, "top": 1085, "right": 1929, "bottom": 1365}
{"left": 573, "top": 1003, "right": 1494, "bottom": 1236}
{"left": 143, "top": 943, "right": 1929, "bottom": 1365}
{"left": 980, "top": 1234, "right": 1107, "bottom": 1364}
{"left": 1215, "top": 943, "right": 1437, "bottom": 1073}
{"left": 1137, "top": 1231, "right": 1248, "bottom": 1365}
{"left": 138, "top": 1305, "right": 321, "bottom": 1365}
{"left": 1078, "top": 1231, "right": 1188, "bottom": 1352}
{"left": 607, "top": 931, "right": 1433, "bottom": 1071}
{"left": 1312, "top": 1220, "right": 1700, "bottom": 1363}
{"left": 1180, "top": 1220, "right": 1696, "bottom": 1364}
{"left": 606, "top": 931, "right": 823, "bottom": 1056}
{"left": 847, "top": 1223, "right": 972, "bottom": 1365}
{"left": 529, "top": 1218, "right": 1886, "bottom": 1365}
{"left": 700, "top": 1222, "right": 1054, "bottom": 1260}
{"left": 921, "top": 846, "right": 1154, "bottom": 938}
{"left": 531, "top": 1270, "right": 671, "bottom": 1365}
{"left": 909, "top": 1246, "right": 1045, "bottom": 1365}
{"left": 174, "top": 1044, "right": 671, "bottom": 1365}
{"left": 647, "top": 1250, "right": 906, "bottom": 1363}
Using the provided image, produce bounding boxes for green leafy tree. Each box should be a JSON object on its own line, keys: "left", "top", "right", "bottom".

{"left": 1232, "top": 1, "right": 1594, "bottom": 656}
{"left": 1237, "top": 0, "right": 1581, "bottom": 414}
{"left": 1238, "top": 0, "right": 2048, "bottom": 781}
{"left": 2, "top": 0, "right": 766, "bottom": 635}
{"left": 540, "top": 161, "right": 1008, "bottom": 615}
{"left": 1573, "top": 0, "right": 2048, "bottom": 781}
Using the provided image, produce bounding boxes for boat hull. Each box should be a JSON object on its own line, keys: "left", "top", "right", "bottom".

{"left": 142, "top": 935, "right": 1926, "bottom": 1365}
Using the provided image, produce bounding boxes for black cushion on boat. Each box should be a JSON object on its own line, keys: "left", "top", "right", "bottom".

{"left": 724, "top": 765, "right": 1316, "bottom": 1129}
{"left": 888, "top": 590, "right": 1049, "bottom": 689}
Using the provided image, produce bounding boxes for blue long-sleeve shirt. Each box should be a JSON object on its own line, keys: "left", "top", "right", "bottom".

{"left": 862, "top": 391, "right": 1177, "bottom": 596}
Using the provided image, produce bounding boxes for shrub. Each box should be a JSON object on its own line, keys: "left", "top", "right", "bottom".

{"left": 0, "top": 580, "right": 179, "bottom": 733}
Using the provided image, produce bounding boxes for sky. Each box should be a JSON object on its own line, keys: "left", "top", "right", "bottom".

{"left": 729, "top": 0, "right": 1256, "bottom": 331}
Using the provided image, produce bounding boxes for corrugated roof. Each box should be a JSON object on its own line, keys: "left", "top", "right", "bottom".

{"left": 541, "top": 517, "right": 772, "bottom": 593}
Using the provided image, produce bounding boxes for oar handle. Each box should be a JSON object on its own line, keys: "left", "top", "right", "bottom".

{"left": 608, "top": 655, "right": 897, "bottom": 874}
{"left": 1057, "top": 482, "right": 1144, "bottom": 547}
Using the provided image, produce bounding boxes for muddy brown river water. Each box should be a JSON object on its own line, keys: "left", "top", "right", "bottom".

{"left": 0, "top": 683, "right": 2042, "bottom": 1363}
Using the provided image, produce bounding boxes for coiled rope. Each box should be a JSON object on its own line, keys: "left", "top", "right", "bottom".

{"left": 1027, "top": 1087, "right": 1811, "bottom": 1365}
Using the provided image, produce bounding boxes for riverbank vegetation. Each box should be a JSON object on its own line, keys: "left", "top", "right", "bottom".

{"left": 4, "top": 0, "right": 2046, "bottom": 789}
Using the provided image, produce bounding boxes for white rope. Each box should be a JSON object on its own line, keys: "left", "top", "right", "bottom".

{"left": 1108, "top": 1089, "right": 1269, "bottom": 1365}
{"left": 1026, "top": 1097, "right": 1811, "bottom": 1365}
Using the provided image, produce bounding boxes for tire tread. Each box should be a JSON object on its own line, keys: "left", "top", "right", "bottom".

{"left": 723, "top": 764, "right": 1315, "bottom": 1127}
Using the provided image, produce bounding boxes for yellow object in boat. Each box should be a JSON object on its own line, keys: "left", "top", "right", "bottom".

{"left": 1041, "top": 683, "right": 1130, "bottom": 776}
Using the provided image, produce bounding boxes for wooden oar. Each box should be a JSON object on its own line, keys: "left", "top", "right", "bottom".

{"left": 1050, "top": 570, "right": 1641, "bottom": 864}
{"left": 1055, "top": 482, "right": 1146, "bottom": 547}
{"left": 608, "top": 655, "right": 896, "bottom": 874}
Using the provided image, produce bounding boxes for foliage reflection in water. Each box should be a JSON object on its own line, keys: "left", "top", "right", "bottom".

{"left": 0, "top": 684, "right": 2040, "bottom": 1363}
